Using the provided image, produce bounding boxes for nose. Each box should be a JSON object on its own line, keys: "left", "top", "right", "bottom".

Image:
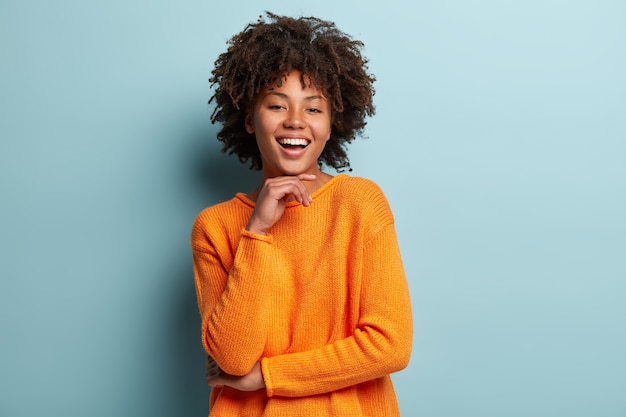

{"left": 283, "top": 109, "right": 306, "bottom": 129}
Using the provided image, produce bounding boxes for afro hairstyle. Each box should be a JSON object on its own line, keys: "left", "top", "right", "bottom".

{"left": 209, "top": 12, "right": 376, "bottom": 171}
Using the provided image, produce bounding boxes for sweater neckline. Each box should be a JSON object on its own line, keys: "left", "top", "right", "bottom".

{"left": 234, "top": 174, "right": 347, "bottom": 208}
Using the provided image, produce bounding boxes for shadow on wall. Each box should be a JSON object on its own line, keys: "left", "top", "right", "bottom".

{"left": 164, "top": 124, "right": 261, "bottom": 415}
{"left": 189, "top": 125, "right": 261, "bottom": 205}
{"left": 163, "top": 257, "right": 209, "bottom": 415}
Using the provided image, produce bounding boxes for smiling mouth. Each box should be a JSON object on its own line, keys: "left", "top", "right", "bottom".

{"left": 277, "top": 137, "right": 310, "bottom": 149}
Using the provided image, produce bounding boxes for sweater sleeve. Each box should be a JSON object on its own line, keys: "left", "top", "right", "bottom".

{"left": 261, "top": 221, "right": 413, "bottom": 397}
{"left": 192, "top": 218, "right": 282, "bottom": 376}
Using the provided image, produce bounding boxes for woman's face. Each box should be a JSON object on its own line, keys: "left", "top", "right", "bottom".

{"left": 245, "top": 70, "right": 331, "bottom": 178}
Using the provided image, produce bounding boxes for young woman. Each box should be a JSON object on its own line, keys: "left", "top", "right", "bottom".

{"left": 192, "top": 12, "right": 413, "bottom": 416}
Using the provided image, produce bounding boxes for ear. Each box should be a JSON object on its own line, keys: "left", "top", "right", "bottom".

{"left": 244, "top": 113, "right": 254, "bottom": 134}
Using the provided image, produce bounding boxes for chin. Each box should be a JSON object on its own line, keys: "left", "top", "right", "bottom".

{"left": 263, "top": 158, "right": 320, "bottom": 177}
{"left": 278, "top": 164, "right": 316, "bottom": 176}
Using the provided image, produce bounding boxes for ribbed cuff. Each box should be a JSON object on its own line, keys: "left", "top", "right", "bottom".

{"left": 241, "top": 228, "right": 273, "bottom": 244}
{"left": 261, "top": 357, "right": 274, "bottom": 397}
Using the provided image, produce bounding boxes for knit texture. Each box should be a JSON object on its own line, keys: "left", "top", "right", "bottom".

{"left": 191, "top": 174, "right": 413, "bottom": 417}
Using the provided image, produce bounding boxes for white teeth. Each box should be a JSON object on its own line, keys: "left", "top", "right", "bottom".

{"left": 278, "top": 138, "right": 309, "bottom": 146}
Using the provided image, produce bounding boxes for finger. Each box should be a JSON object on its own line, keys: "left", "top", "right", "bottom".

{"left": 281, "top": 176, "right": 313, "bottom": 205}
{"left": 206, "top": 364, "right": 221, "bottom": 377}
{"left": 264, "top": 178, "right": 311, "bottom": 206}
{"left": 206, "top": 357, "right": 218, "bottom": 370}
{"left": 207, "top": 372, "right": 228, "bottom": 388}
{"left": 205, "top": 359, "right": 221, "bottom": 379}
{"left": 206, "top": 368, "right": 222, "bottom": 382}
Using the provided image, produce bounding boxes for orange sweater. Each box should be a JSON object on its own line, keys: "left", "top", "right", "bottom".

{"left": 191, "top": 175, "right": 413, "bottom": 416}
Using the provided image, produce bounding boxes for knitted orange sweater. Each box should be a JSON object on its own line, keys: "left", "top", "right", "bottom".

{"left": 191, "top": 175, "right": 413, "bottom": 416}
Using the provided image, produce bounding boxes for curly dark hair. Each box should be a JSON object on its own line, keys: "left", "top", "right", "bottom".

{"left": 209, "top": 12, "right": 376, "bottom": 171}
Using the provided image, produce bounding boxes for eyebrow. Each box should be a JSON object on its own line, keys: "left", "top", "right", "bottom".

{"left": 264, "top": 92, "right": 326, "bottom": 101}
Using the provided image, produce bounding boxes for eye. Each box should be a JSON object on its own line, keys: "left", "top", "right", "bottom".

{"left": 307, "top": 107, "right": 322, "bottom": 114}
{"left": 268, "top": 104, "right": 285, "bottom": 110}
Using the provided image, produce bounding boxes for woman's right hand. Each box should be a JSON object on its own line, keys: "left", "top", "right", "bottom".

{"left": 246, "top": 174, "right": 316, "bottom": 235}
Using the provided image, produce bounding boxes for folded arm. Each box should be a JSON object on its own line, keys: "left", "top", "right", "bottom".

{"left": 193, "top": 227, "right": 280, "bottom": 376}
{"left": 261, "top": 223, "right": 413, "bottom": 397}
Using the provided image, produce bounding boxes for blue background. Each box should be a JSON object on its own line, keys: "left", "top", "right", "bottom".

{"left": 1, "top": 1, "right": 625, "bottom": 416}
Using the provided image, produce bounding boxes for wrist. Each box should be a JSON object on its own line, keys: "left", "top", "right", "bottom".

{"left": 246, "top": 220, "right": 268, "bottom": 235}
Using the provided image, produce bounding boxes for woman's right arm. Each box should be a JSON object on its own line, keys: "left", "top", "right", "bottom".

{"left": 192, "top": 223, "right": 278, "bottom": 376}
{"left": 193, "top": 174, "right": 315, "bottom": 377}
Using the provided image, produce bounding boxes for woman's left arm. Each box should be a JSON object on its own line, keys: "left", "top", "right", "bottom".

{"left": 210, "top": 219, "right": 412, "bottom": 396}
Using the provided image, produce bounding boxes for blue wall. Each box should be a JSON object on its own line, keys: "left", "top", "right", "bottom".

{"left": 1, "top": 1, "right": 625, "bottom": 416}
